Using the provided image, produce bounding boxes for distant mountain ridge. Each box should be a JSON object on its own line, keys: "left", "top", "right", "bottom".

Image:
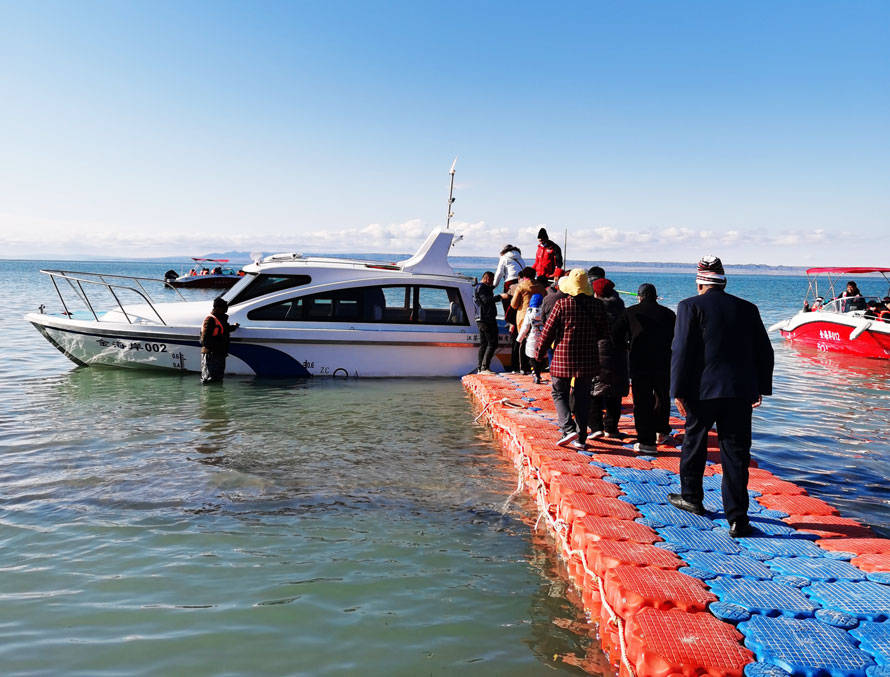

{"left": 22, "top": 250, "right": 807, "bottom": 275}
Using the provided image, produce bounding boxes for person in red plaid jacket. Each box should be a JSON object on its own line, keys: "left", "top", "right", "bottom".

{"left": 535, "top": 269, "right": 611, "bottom": 449}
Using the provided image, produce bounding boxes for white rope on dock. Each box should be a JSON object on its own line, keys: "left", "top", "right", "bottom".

{"left": 474, "top": 390, "right": 637, "bottom": 677}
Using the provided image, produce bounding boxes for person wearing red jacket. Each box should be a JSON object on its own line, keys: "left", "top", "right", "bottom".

{"left": 533, "top": 228, "right": 563, "bottom": 282}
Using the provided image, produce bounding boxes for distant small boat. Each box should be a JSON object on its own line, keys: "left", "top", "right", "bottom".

{"left": 164, "top": 258, "right": 244, "bottom": 289}
{"left": 768, "top": 266, "right": 890, "bottom": 360}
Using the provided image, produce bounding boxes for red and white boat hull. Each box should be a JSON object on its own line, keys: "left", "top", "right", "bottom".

{"left": 776, "top": 312, "right": 890, "bottom": 359}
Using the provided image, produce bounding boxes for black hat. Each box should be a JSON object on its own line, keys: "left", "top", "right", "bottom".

{"left": 587, "top": 266, "right": 605, "bottom": 280}
{"left": 213, "top": 297, "right": 229, "bottom": 311}
{"left": 637, "top": 283, "right": 657, "bottom": 300}
{"left": 537, "top": 227, "right": 548, "bottom": 240}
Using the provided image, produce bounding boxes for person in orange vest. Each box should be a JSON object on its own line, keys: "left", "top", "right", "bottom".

{"left": 200, "top": 297, "right": 238, "bottom": 383}
{"left": 880, "top": 297, "right": 890, "bottom": 321}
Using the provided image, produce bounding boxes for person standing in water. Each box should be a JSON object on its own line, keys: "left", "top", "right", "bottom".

{"left": 200, "top": 297, "right": 239, "bottom": 384}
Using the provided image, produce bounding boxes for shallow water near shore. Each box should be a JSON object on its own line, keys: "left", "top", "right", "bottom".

{"left": 1, "top": 259, "right": 888, "bottom": 674}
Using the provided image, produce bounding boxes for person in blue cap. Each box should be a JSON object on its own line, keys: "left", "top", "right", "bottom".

{"left": 518, "top": 293, "right": 546, "bottom": 384}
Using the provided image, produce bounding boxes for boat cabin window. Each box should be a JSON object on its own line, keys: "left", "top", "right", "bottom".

{"left": 246, "top": 284, "right": 469, "bottom": 325}
{"left": 225, "top": 274, "right": 312, "bottom": 306}
{"left": 247, "top": 297, "right": 305, "bottom": 321}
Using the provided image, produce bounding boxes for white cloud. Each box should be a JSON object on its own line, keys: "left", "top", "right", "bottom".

{"left": 0, "top": 212, "right": 866, "bottom": 265}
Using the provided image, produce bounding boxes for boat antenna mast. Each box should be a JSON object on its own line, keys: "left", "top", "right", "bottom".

{"left": 563, "top": 228, "right": 568, "bottom": 267}
{"left": 445, "top": 157, "right": 457, "bottom": 230}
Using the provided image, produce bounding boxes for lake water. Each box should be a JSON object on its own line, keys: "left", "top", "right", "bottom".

{"left": 1, "top": 259, "right": 887, "bottom": 675}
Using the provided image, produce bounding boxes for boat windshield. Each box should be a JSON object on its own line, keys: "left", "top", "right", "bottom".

{"left": 223, "top": 273, "right": 312, "bottom": 306}
{"left": 819, "top": 296, "right": 888, "bottom": 315}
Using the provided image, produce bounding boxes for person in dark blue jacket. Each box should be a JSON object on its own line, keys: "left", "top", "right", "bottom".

{"left": 668, "top": 256, "right": 774, "bottom": 537}
{"left": 474, "top": 271, "right": 503, "bottom": 374}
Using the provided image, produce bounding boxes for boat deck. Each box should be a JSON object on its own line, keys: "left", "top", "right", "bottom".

{"left": 463, "top": 373, "right": 890, "bottom": 677}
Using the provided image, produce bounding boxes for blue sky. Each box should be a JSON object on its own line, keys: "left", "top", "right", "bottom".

{"left": 0, "top": 1, "right": 887, "bottom": 264}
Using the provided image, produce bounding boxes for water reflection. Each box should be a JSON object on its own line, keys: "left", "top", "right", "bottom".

{"left": 195, "top": 384, "right": 233, "bottom": 456}
{"left": 759, "top": 340, "right": 890, "bottom": 535}
{"left": 786, "top": 343, "right": 889, "bottom": 383}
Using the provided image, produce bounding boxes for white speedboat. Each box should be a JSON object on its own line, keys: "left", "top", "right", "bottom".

{"left": 27, "top": 228, "right": 509, "bottom": 377}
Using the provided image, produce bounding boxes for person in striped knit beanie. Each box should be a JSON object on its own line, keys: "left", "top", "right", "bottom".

{"left": 668, "top": 253, "right": 774, "bottom": 538}
{"left": 696, "top": 255, "right": 726, "bottom": 287}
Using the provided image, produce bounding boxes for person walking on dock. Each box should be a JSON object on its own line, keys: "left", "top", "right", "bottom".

{"left": 517, "top": 293, "right": 546, "bottom": 383}
{"left": 510, "top": 267, "right": 547, "bottom": 374}
{"left": 474, "top": 271, "right": 502, "bottom": 374}
{"left": 535, "top": 269, "right": 610, "bottom": 450}
{"left": 589, "top": 278, "right": 629, "bottom": 439}
{"left": 200, "top": 297, "right": 238, "bottom": 384}
{"left": 669, "top": 256, "right": 774, "bottom": 537}
{"left": 619, "top": 283, "right": 676, "bottom": 452}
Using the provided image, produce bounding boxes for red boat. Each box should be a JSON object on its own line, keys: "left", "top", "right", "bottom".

{"left": 771, "top": 267, "right": 890, "bottom": 360}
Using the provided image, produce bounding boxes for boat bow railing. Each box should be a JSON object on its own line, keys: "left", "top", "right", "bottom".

{"left": 40, "top": 269, "right": 187, "bottom": 325}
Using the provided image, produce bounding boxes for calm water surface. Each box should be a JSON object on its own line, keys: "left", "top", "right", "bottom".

{"left": 1, "top": 260, "right": 887, "bottom": 675}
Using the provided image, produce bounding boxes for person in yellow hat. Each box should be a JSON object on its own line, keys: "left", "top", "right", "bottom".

{"left": 534, "top": 269, "right": 610, "bottom": 449}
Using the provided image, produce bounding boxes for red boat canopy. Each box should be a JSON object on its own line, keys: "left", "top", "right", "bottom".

{"left": 806, "top": 267, "right": 890, "bottom": 275}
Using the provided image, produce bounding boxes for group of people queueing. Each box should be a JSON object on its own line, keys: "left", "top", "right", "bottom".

{"left": 474, "top": 228, "right": 564, "bottom": 380}
{"left": 475, "top": 249, "right": 775, "bottom": 538}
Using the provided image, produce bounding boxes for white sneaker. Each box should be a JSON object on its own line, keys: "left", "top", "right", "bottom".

{"left": 557, "top": 431, "right": 579, "bottom": 447}
{"left": 570, "top": 440, "right": 588, "bottom": 450}
{"left": 634, "top": 442, "right": 658, "bottom": 453}
{"left": 589, "top": 430, "right": 605, "bottom": 440}
{"left": 656, "top": 432, "right": 671, "bottom": 444}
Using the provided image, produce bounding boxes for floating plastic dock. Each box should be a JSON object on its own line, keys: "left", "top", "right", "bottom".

{"left": 463, "top": 373, "right": 890, "bottom": 677}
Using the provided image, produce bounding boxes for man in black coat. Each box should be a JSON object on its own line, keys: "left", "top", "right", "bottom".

{"left": 621, "top": 283, "right": 676, "bottom": 452}
{"left": 669, "top": 256, "right": 774, "bottom": 537}
{"left": 474, "top": 271, "right": 503, "bottom": 374}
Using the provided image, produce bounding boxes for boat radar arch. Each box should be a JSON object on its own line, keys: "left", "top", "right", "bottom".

{"left": 397, "top": 228, "right": 456, "bottom": 276}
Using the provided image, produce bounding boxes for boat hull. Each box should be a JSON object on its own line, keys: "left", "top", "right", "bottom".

{"left": 28, "top": 314, "right": 510, "bottom": 378}
{"left": 778, "top": 312, "right": 890, "bottom": 360}
{"left": 167, "top": 275, "right": 241, "bottom": 289}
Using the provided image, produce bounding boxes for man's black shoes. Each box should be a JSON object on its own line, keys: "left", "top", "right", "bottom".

{"left": 729, "top": 519, "right": 752, "bottom": 538}
{"left": 668, "top": 493, "right": 706, "bottom": 516}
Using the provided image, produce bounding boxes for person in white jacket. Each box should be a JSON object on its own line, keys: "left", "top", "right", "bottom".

{"left": 517, "top": 293, "right": 545, "bottom": 383}
{"left": 493, "top": 245, "right": 526, "bottom": 291}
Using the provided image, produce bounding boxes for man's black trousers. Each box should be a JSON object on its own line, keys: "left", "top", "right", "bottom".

{"left": 631, "top": 372, "right": 671, "bottom": 445}
{"left": 476, "top": 320, "right": 498, "bottom": 371}
{"left": 680, "top": 397, "right": 752, "bottom": 524}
